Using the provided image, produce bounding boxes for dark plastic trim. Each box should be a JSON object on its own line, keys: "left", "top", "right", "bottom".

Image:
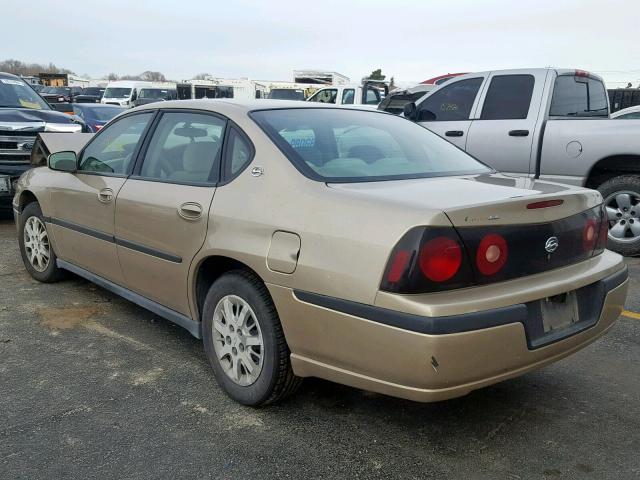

{"left": 56, "top": 259, "right": 201, "bottom": 338}
{"left": 43, "top": 216, "right": 181, "bottom": 263}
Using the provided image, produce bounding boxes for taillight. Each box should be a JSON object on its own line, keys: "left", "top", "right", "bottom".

{"left": 476, "top": 234, "right": 508, "bottom": 276}
{"left": 583, "top": 218, "right": 597, "bottom": 252}
{"left": 381, "top": 227, "right": 473, "bottom": 294}
{"left": 594, "top": 205, "right": 609, "bottom": 253}
{"left": 419, "top": 237, "right": 462, "bottom": 282}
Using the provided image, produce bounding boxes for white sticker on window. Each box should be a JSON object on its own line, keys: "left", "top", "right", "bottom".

{"left": 0, "top": 79, "right": 26, "bottom": 86}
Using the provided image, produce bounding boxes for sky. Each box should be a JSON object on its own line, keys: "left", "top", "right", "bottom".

{"left": 3, "top": 0, "right": 639, "bottom": 87}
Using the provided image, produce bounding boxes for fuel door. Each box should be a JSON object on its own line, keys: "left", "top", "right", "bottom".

{"left": 267, "top": 231, "right": 301, "bottom": 274}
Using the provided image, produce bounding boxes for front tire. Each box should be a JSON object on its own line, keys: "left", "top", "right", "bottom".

{"left": 598, "top": 175, "right": 640, "bottom": 256}
{"left": 202, "top": 270, "right": 301, "bottom": 406}
{"left": 18, "top": 202, "right": 65, "bottom": 283}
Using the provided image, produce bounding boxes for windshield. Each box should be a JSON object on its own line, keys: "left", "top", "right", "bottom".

{"left": 47, "top": 87, "right": 71, "bottom": 95}
{"left": 139, "top": 88, "right": 172, "bottom": 99}
{"left": 268, "top": 89, "right": 305, "bottom": 101}
{"left": 104, "top": 87, "right": 132, "bottom": 99}
{"left": 82, "top": 87, "right": 103, "bottom": 96}
{"left": 251, "top": 108, "right": 490, "bottom": 182}
{"left": 0, "top": 78, "right": 50, "bottom": 110}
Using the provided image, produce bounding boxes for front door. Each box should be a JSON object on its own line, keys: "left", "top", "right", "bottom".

{"left": 114, "top": 111, "right": 226, "bottom": 316}
{"left": 48, "top": 111, "right": 155, "bottom": 284}
{"left": 465, "top": 70, "right": 548, "bottom": 175}
{"left": 416, "top": 76, "right": 486, "bottom": 149}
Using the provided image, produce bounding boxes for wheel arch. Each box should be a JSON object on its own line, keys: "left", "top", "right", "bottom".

{"left": 16, "top": 189, "right": 40, "bottom": 212}
{"left": 585, "top": 155, "right": 640, "bottom": 189}
{"left": 192, "top": 255, "right": 266, "bottom": 322}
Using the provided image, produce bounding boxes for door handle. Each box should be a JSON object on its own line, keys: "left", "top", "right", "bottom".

{"left": 508, "top": 130, "right": 530, "bottom": 137}
{"left": 178, "top": 202, "right": 203, "bottom": 220}
{"left": 97, "top": 188, "right": 114, "bottom": 204}
{"left": 445, "top": 130, "right": 464, "bottom": 137}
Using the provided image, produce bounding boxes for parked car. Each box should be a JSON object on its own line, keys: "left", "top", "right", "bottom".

{"left": 101, "top": 80, "right": 152, "bottom": 107}
{"left": 73, "top": 87, "right": 105, "bottom": 104}
{"left": 378, "top": 84, "right": 434, "bottom": 114}
{"left": 13, "top": 100, "right": 627, "bottom": 406}
{"left": 0, "top": 72, "right": 83, "bottom": 212}
{"left": 39, "top": 86, "right": 83, "bottom": 104}
{"left": 132, "top": 87, "right": 177, "bottom": 107}
{"left": 611, "top": 105, "right": 640, "bottom": 119}
{"left": 71, "top": 103, "right": 125, "bottom": 132}
{"left": 402, "top": 68, "right": 640, "bottom": 255}
{"left": 307, "top": 80, "right": 388, "bottom": 107}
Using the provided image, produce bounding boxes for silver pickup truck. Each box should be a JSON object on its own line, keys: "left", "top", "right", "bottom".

{"left": 401, "top": 68, "right": 640, "bottom": 255}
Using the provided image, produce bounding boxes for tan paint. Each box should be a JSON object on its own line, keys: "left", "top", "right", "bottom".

{"left": 267, "top": 231, "right": 301, "bottom": 274}
{"left": 14, "top": 100, "right": 629, "bottom": 402}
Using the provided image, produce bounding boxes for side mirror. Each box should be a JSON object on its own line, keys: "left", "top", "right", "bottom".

{"left": 403, "top": 102, "right": 417, "bottom": 121}
{"left": 48, "top": 151, "right": 77, "bottom": 172}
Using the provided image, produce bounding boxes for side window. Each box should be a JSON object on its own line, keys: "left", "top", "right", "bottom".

{"left": 224, "top": 128, "right": 254, "bottom": 179}
{"left": 417, "top": 77, "right": 483, "bottom": 122}
{"left": 480, "top": 75, "right": 535, "bottom": 120}
{"left": 79, "top": 112, "right": 153, "bottom": 175}
{"left": 308, "top": 89, "right": 337, "bottom": 103}
{"left": 138, "top": 112, "right": 226, "bottom": 184}
{"left": 550, "top": 76, "right": 609, "bottom": 117}
{"left": 364, "top": 87, "right": 381, "bottom": 105}
{"left": 342, "top": 89, "right": 355, "bottom": 105}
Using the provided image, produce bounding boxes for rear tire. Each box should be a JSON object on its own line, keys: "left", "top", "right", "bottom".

{"left": 18, "top": 202, "right": 65, "bottom": 283}
{"left": 202, "top": 270, "right": 302, "bottom": 406}
{"left": 598, "top": 175, "right": 640, "bottom": 256}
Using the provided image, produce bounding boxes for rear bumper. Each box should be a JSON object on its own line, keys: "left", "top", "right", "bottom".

{"left": 269, "top": 254, "right": 628, "bottom": 402}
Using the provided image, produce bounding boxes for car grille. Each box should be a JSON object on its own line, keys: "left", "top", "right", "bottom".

{"left": 0, "top": 132, "right": 36, "bottom": 163}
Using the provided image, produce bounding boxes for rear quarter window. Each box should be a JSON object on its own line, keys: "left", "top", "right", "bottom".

{"left": 549, "top": 76, "right": 608, "bottom": 117}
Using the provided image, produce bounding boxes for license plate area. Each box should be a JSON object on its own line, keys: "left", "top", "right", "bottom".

{"left": 541, "top": 291, "right": 579, "bottom": 333}
{"left": 0, "top": 175, "right": 11, "bottom": 193}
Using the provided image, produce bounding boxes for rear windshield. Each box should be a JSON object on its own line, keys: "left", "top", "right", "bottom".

{"left": 0, "top": 78, "right": 50, "bottom": 110}
{"left": 251, "top": 108, "right": 491, "bottom": 182}
{"left": 268, "top": 89, "right": 305, "bottom": 100}
{"left": 549, "top": 75, "right": 608, "bottom": 117}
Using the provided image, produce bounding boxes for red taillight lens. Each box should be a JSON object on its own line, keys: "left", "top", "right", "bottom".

{"left": 595, "top": 205, "right": 609, "bottom": 251}
{"left": 526, "top": 199, "right": 564, "bottom": 209}
{"left": 583, "top": 218, "right": 597, "bottom": 252}
{"left": 476, "top": 233, "right": 508, "bottom": 276}
{"left": 418, "top": 236, "right": 462, "bottom": 282}
{"left": 386, "top": 250, "right": 411, "bottom": 283}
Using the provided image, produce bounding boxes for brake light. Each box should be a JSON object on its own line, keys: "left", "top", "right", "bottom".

{"left": 476, "top": 234, "right": 508, "bottom": 276}
{"left": 583, "top": 218, "right": 597, "bottom": 252}
{"left": 419, "top": 237, "right": 462, "bottom": 282}
{"left": 387, "top": 250, "right": 411, "bottom": 283}
{"left": 526, "top": 199, "right": 564, "bottom": 209}
{"left": 575, "top": 69, "right": 590, "bottom": 78}
{"left": 595, "top": 205, "right": 609, "bottom": 252}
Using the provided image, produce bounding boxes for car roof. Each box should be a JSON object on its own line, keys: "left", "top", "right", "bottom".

{"left": 133, "top": 99, "right": 381, "bottom": 115}
{"left": 0, "top": 71, "right": 21, "bottom": 80}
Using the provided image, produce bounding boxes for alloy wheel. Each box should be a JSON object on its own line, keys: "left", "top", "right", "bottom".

{"left": 212, "top": 295, "right": 264, "bottom": 386}
{"left": 23, "top": 216, "right": 50, "bottom": 272}
{"left": 605, "top": 191, "right": 640, "bottom": 243}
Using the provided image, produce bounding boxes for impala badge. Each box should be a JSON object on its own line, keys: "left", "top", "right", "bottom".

{"left": 545, "top": 236, "right": 559, "bottom": 253}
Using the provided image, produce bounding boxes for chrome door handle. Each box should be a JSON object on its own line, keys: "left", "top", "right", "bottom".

{"left": 178, "top": 202, "right": 203, "bottom": 220}
{"left": 98, "top": 188, "right": 114, "bottom": 203}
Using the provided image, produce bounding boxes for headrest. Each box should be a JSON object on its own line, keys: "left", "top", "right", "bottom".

{"left": 183, "top": 141, "right": 218, "bottom": 172}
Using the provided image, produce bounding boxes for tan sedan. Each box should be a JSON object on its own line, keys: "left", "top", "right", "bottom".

{"left": 12, "top": 100, "right": 628, "bottom": 406}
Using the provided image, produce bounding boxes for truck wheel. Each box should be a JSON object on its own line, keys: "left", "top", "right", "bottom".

{"left": 18, "top": 202, "right": 65, "bottom": 282}
{"left": 201, "top": 270, "right": 302, "bottom": 406}
{"left": 598, "top": 175, "right": 640, "bottom": 256}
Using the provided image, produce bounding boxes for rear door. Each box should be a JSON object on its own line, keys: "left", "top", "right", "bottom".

{"left": 465, "top": 70, "right": 548, "bottom": 175}
{"left": 114, "top": 110, "right": 227, "bottom": 316}
{"left": 415, "top": 76, "right": 486, "bottom": 149}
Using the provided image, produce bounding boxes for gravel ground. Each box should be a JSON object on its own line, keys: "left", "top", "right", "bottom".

{"left": 1, "top": 216, "right": 639, "bottom": 480}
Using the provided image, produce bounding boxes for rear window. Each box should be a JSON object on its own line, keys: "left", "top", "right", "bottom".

{"left": 251, "top": 108, "right": 490, "bottom": 182}
{"left": 480, "top": 75, "right": 535, "bottom": 120}
{"left": 549, "top": 76, "right": 608, "bottom": 117}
